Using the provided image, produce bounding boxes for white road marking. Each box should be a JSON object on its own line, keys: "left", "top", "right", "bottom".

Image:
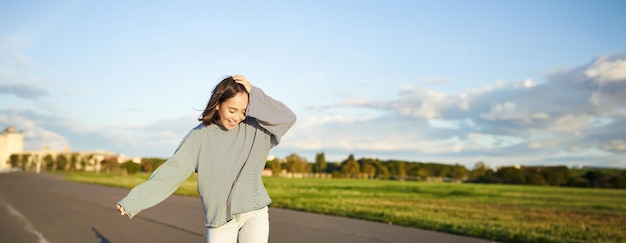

{"left": 3, "top": 202, "right": 50, "bottom": 243}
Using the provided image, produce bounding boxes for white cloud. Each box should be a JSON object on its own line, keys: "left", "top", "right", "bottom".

{"left": 420, "top": 76, "right": 452, "bottom": 84}
{"left": 527, "top": 137, "right": 560, "bottom": 149}
{"left": 10, "top": 51, "right": 36, "bottom": 69}
{"left": 588, "top": 117, "right": 613, "bottom": 127}
{"left": 547, "top": 115, "right": 589, "bottom": 134}
{"left": 481, "top": 101, "right": 550, "bottom": 122}
{"left": 0, "top": 83, "right": 48, "bottom": 100}
{"left": 584, "top": 52, "right": 626, "bottom": 111}
{"left": 428, "top": 118, "right": 478, "bottom": 130}
{"left": 339, "top": 97, "right": 376, "bottom": 107}
{"left": 0, "top": 108, "right": 197, "bottom": 157}
{"left": 393, "top": 87, "right": 451, "bottom": 119}
{"left": 285, "top": 115, "right": 430, "bottom": 152}
{"left": 585, "top": 56, "right": 626, "bottom": 84}
{"left": 0, "top": 52, "right": 48, "bottom": 101}
{"left": 604, "top": 139, "right": 626, "bottom": 152}
{"left": 466, "top": 79, "right": 537, "bottom": 95}
{"left": 0, "top": 111, "right": 69, "bottom": 151}
{"left": 287, "top": 51, "right": 626, "bottom": 167}
{"left": 589, "top": 87, "right": 626, "bottom": 110}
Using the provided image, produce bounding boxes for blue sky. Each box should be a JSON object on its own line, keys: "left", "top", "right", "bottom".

{"left": 1, "top": 0, "right": 625, "bottom": 168}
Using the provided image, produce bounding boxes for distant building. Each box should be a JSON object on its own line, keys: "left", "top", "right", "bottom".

{"left": 116, "top": 154, "right": 142, "bottom": 164}
{"left": 262, "top": 168, "right": 273, "bottom": 177}
{"left": 0, "top": 125, "right": 141, "bottom": 173}
{"left": 0, "top": 127, "right": 24, "bottom": 170}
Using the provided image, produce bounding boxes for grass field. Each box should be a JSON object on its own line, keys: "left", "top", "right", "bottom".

{"left": 64, "top": 172, "right": 626, "bottom": 243}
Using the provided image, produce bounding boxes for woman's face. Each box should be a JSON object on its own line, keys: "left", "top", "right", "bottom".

{"left": 216, "top": 92, "right": 249, "bottom": 130}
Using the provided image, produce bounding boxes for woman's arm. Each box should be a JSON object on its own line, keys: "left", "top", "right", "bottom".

{"left": 233, "top": 75, "right": 297, "bottom": 145}
{"left": 116, "top": 129, "right": 201, "bottom": 219}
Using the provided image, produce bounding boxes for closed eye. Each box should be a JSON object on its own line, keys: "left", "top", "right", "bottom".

{"left": 229, "top": 108, "right": 246, "bottom": 115}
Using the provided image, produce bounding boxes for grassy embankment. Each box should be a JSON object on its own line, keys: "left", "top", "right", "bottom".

{"left": 65, "top": 172, "right": 626, "bottom": 243}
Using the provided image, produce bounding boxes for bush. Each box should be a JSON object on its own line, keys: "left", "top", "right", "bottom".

{"left": 121, "top": 161, "right": 142, "bottom": 175}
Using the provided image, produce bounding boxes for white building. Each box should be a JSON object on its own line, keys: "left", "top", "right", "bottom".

{"left": 0, "top": 127, "right": 24, "bottom": 170}
{"left": 0, "top": 125, "right": 140, "bottom": 173}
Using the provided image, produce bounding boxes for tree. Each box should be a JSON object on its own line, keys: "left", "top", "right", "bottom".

{"left": 470, "top": 161, "right": 489, "bottom": 180}
{"left": 21, "top": 154, "right": 32, "bottom": 171}
{"left": 611, "top": 171, "right": 626, "bottom": 188}
{"left": 139, "top": 157, "right": 166, "bottom": 173}
{"left": 583, "top": 171, "right": 611, "bottom": 188}
{"left": 44, "top": 154, "right": 54, "bottom": 170}
{"left": 313, "top": 152, "right": 327, "bottom": 173}
{"left": 475, "top": 169, "right": 498, "bottom": 183}
{"left": 362, "top": 164, "right": 376, "bottom": 178}
{"left": 526, "top": 173, "right": 547, "bottom": 185}
{"left": 397, "top": 162, "right": 407, "bottom": 181}
{"left": 57, "top": 154, "right": 68, "bottom": 171}
{"left": 101, "top": 157, "right": 120, "bottom": 173}
{"left": 435, "top": 165, "right": 451, "bottom": 178}
{"left": 540, "top": 166, "right": 572, "bottom": 186}
{"left": 121, "top": 161, "right": 141, "bottom": 174}
{"left": 384, "top": 160, "right": 406, "bottom": 180}
{"left": 570, "top": 177, "right": 590, "bottom": 187}
{"left": 69, "top": 153, "right": 79, "bottom": 171}
{"left": 376, "top": 165, "right": 390, "bottom": 179}
{"left": 340, "top": 154, "right": 360, "bottom": 178}
{"left": 9, "top": 154, "right": 19, "bottom": 168}
{"left": 326, "top": 162, "right": 341, "bottom": 175}
{"left": 450, "top": 164, "right": 469, "bottom": 180}
{"left": 80, "top": 154, "right": 91, "bottom": 171}
{"left": 285, "top": 153, "right": 309, "bottom": 173}
{"left": 415, "top": 167, "right": 430, "bottom": 179}
{"left": 498, "top": 166, "right": 526, "bottom": 184}
{"left": 358, "top": 158, "right": 379, "bottom": 179}
{"left": 140, "top": 159, "right": 154, "bottom": 172}
{"left": 270, "top": 157, "right": 282, "bottom": 177}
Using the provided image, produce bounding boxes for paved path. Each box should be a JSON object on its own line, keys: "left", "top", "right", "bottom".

{"left": 0, "top": 172, "right": 496, "bottom": 243}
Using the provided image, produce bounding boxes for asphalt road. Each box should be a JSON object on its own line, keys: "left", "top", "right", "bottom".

{"left": 0, "top": 172, "right": 496, "bottom": 243}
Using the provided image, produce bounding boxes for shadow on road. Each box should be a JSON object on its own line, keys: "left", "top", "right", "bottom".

{"left": 92, "top": 227, "right": 111, "bottom": 243}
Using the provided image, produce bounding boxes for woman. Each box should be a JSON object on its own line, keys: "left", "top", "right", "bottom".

{"left": 116, "top": 75, "right": 296, "bottom": 242}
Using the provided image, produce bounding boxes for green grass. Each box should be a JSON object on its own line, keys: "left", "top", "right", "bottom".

{"left": 65, "top": 172, "right": 626, "bottom": 243}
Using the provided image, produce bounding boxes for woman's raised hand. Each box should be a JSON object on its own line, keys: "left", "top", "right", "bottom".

{"left": 233, "top": 75, "right": 251, "bottom": 93}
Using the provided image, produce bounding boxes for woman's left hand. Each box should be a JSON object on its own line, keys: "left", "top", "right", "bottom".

{"left": 233, "top": 75, "right": 251, "bottom": 93}
{"left": 116, "top": 204, "right": 127, "bottom": 216}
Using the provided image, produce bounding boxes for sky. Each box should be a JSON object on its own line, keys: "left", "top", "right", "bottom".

{"left": 1, "top": 1, "right": 626, "bottom": 169}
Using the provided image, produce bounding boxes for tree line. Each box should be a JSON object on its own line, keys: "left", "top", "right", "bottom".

{"left": 267, "top": 153, "right": 626, "bottom": 189}
{"left": 8, "top": 152, "right": 626, "bottom": 189}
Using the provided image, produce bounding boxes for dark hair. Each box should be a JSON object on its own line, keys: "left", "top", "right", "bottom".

{"left": 198, "top": 76, "right": 248, "bottom": 126}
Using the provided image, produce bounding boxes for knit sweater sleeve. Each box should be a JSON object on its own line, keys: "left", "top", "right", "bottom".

{"left": 246, "top": 86, "right": 297, "bottom": 145}
{"left": 117, "top": 130, "right": 201, "bottom": 219}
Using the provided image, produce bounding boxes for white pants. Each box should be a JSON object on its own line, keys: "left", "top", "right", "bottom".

{"left": 206, "top": 206, "right": 269, "bottom": 243}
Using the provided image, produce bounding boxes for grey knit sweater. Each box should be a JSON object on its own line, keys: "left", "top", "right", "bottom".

{"left": 118, "top": 86, "right": 296, "bottom": 227}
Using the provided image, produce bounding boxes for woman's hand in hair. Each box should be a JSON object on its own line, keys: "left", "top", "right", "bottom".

{"left": 233, "top": 75, "right": 251, "bottom": 93}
